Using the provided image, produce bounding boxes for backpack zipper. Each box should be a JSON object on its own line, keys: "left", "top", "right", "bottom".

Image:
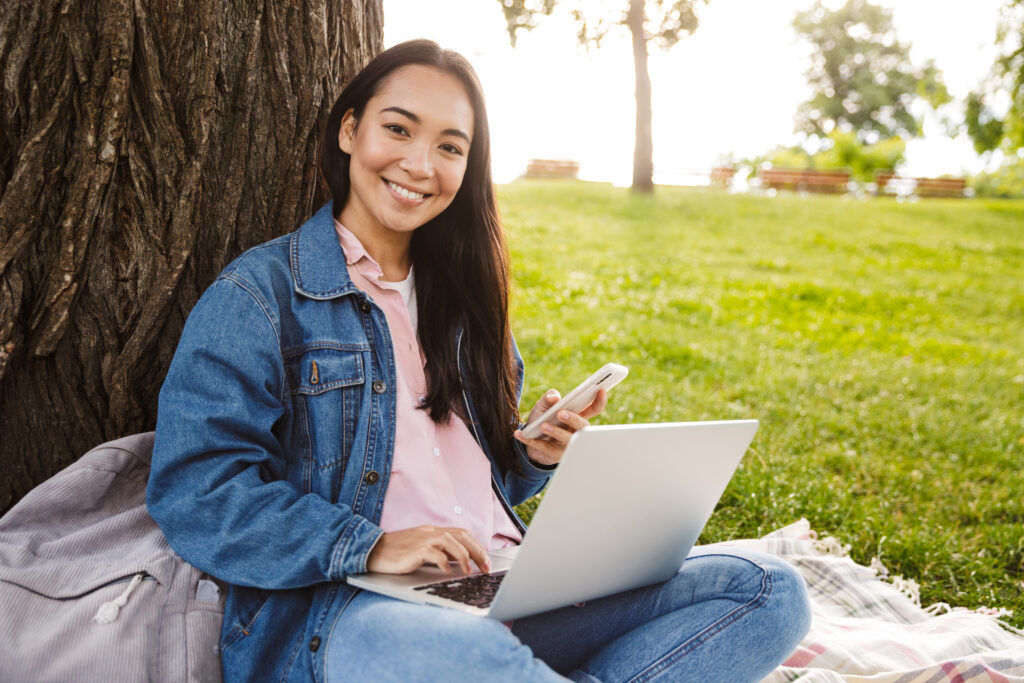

{"left": 92, "top": 572, "right": 146, "bottom": 625}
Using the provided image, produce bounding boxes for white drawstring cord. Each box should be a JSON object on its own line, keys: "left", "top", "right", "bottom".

{"left": 93, "top": 573, "right": 145, "bottom": 625}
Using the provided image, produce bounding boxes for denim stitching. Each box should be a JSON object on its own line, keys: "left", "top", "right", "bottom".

{"left": 221, "top": 273, "right": 281, "bottom": 341}
{"left": 629, "top": 554, "right": 774, "bottom": 682}
{"left": 218, "top": 274, "right": 287, "bottom": 404}
{"left": 299, "top": 395, "right": 313, "bottom": 492}
{"left": 222, "top": 592, "right": 272, "bottom": 649}
{"left": 340, "top": 381, "right": 352, "bottom": 476}
{"left": 330, "top": 516, "right": 382, "bottom": 578}
{"left": 278, "top": 628, "right": 307, "bottom": 683}
{"left": 329, "top": 517, "right": 358, "bottom": 579}
{"left": 291, "top": 222, "right": 359, "bottom": 300}
{"left": 303, "top": 582, "right": 346, "bottom": 683}
{"left": 281, "top": 339, "right": 370, "bottom": 358}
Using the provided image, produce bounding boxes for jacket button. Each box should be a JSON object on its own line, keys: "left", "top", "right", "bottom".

{"left": 365, "top": 470, "right": 380, "bottom": 485}
{"left": 372, "top": 380, "right": 387, "bottom": 394}
{"left": 309, "top": 635, "right": 321, "bottom": 652}
{"left": 360, "top": 300, "right": 371, "bottom": 313}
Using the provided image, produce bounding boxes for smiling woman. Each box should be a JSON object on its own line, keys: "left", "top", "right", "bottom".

{"left": 144, "top": 39, "right": 811, "bottom": 682}
{"left": 316, "top": 41, "right": 530, "bottom": 480}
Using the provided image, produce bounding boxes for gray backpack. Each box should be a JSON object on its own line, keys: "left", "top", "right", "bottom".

{"left": 0, "top": 432, "right": 225, "bottom": 682}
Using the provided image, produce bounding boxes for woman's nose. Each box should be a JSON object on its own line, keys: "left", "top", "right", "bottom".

{"left": 398, "top": 142, "right": 434, "bottom": 179}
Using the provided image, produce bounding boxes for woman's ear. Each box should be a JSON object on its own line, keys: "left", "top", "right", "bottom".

{"left": 338, "top": 108, "right": 357, "bottom": 154}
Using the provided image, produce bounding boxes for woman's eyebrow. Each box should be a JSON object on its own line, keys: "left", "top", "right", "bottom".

{"left": 379, "top": 106, "right": 470, "bottom": 143}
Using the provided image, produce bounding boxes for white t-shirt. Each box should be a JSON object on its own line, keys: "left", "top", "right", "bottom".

{"left": 378, "top": 269, "right": 417, "bottom": 335}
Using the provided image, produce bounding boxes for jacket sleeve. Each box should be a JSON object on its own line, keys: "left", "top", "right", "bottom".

{"left": 502, "top": 439, "right": 556, "bottom": 505}
{"left": 146, "top": 276, "right": 382, "bottom": 590}
{"left": 500, "top": 333, "right": 557, "bottom": 505}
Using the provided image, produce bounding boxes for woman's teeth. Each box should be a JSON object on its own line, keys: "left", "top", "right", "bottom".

{"left": 387, "top": 180, "right": 425, "bottom": 200}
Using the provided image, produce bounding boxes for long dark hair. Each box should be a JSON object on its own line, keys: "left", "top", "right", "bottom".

{"left": 321, "top": 40, "right": 521, "bottom": 474}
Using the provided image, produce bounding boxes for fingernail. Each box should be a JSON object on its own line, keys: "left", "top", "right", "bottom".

{"left": 558, "top": 411, "right": 571, "bottom": 421}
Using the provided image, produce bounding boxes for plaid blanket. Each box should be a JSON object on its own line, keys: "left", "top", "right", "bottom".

{"left": 709, "top": 519, "right": 1024, "bottom": 682}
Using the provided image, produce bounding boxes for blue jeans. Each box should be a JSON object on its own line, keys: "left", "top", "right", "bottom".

{"left": 324, "top": 548, "right": 811, "bottom": 682}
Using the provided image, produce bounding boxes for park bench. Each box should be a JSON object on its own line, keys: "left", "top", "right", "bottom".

{"left": 709, "top": 167, "right": 736, "bottom": 187}
{"left": 875, "top": 171, "right": 967, "bottom": 198}
{"left": 759, "top": 167, "right": 850, "bottom": 194}
{"left": 525, "top": 159, "right": 580, "bottom": 179}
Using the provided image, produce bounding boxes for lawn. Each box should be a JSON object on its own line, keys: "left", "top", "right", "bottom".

{"left": 502, "top": 179, "right": 1024, "bottom": 628}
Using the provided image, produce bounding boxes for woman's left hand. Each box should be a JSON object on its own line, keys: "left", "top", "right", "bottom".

{"left": 514, "top": 388, "right": 608, "bottom": 467}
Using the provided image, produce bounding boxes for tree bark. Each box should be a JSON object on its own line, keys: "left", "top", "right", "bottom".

{"left": 0, "top": 0, "right": 383, "bottom": 512}
{"left": 628, "top": 0, "right": 654, "bottom": 193}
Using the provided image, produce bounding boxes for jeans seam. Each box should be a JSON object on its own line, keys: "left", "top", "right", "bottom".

{"left": 322, "top": 589, "right": 362, "bottom": 683}
{"left": 628, "top": 555, "right": 774, "bottom": 683}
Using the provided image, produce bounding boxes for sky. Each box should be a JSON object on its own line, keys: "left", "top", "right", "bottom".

{"left": 382, "top": 0, "right": 1007, "bottom": 185}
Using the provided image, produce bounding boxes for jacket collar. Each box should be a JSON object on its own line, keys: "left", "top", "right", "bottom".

{"left": 290, "top": 202, "right": 360, "bottom": 300}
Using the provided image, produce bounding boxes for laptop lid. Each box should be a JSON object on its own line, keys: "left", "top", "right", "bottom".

{"left": 486, "top": 420, "right": 757, "bottom": 621}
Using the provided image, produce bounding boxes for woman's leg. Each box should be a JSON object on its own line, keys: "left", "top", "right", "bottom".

{"left": 324, "top": 589, "right": 568, "bottom": 682}
{"left": 512, "top": 548, "right": 811, "bottom": 682}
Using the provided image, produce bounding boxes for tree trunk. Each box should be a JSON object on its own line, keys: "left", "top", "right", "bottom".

{"left": 628, "top": 0, "right": 654, "bottom": 194}
{"left": 0, "top": 0, "right": 383, "bottom": 513}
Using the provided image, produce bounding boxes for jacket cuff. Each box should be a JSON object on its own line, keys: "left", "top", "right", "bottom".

{"left": 330, "top": 515, "right": 385, "bottom": 580}
{"left": 514, "top": 436, "right": 558, "bottom": 478}
{"left": 525, "top": 454, "right": 558, "bottom": 472}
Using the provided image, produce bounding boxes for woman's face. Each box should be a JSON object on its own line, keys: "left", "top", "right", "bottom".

{"left": 338, "top": 64, "right": 474, "bottom": 241}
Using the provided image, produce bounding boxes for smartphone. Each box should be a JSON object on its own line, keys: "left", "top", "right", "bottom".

{"left": 521, "top": 363, "right": 628, "bottom": 439}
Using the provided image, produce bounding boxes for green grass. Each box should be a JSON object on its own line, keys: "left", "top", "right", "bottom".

{"left": 504, "top": 180, "right": 1024, "bottom": 627}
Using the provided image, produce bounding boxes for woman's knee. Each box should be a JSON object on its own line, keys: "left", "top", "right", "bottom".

{"left": 758, "top": 553, "right": 812, "bottom": 652}
{"left": 721, "top": 550, "right": 812, "bottom": 669}
{"left": 692, "top": 549, "right": 811, "bottom": 651}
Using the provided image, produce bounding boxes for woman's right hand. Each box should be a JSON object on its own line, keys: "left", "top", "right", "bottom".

{"left": 366, "top": 525, "right": 491, "bottom": 575}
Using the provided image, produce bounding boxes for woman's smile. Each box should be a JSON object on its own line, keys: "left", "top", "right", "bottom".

{"left": 383, "top": 178, "right": 430, "bottom": 204}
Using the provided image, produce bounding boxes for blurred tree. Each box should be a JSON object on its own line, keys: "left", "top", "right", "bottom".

{"left": 965, "top": 0, "right": 1024, "bottom": 154}
{"left": 793, "top": 0, "right": 949, "bottom": 143}
{"left": 965, "top": 92, "right": 1007, "bottom": 154}
{"left": 0, "top": 0, "right": 383, "bottom": 512}
{"left": 496, "top": 0, "right": 708, "bottom": 193}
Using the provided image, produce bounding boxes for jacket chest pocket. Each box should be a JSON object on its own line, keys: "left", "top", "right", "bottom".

{"left": 285, "top": 348, "right": 366, "bottom": 476}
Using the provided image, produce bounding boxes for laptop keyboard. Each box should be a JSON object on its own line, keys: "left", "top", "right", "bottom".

{"left": 413, "top": 570, "right": 507, "bottom": 608}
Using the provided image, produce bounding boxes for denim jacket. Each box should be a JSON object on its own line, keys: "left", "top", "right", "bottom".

{"left": 146, "top": 202, "right": 554, "bottom": 682}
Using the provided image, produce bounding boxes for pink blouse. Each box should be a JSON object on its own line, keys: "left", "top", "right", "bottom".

{"left": 334, "top": 220, "right": 522, "bottom": 550}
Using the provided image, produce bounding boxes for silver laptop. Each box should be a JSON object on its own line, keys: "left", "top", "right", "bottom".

{"left": 346, "top": 420, "right": 758, "bottom": 622}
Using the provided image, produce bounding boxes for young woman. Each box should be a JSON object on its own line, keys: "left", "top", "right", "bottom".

{"left": 147, "top": 40, "right": 811, "bottom": 682}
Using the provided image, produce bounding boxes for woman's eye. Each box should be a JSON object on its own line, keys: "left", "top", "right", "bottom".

{"left": 440, "top": 143, "right": 463, "bottom": 156}
{"left": 385, "top": 124, "right": 407, "bottom": 136}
